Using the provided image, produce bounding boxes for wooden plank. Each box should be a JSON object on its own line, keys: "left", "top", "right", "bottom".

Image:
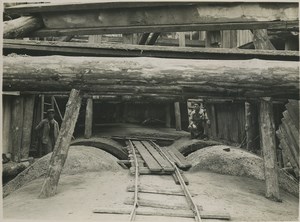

{"left": 93, "top": 207, "right": 231, "bottom": 220}
{"left": 5, "top": 2, "right": 194, "bottom": 14}
{"left": 171, "top": 149, "right": 192, "bottom": 170}
{"left": 141, "top": 141, "right": 174, "bottom": 172}
{"left": 282, "top": 111, "right": 299, "bottom": 148}
{"left": 276, "top": 128, "right": 299, "bottom": 170}
{"left": 132, "top": 141, "right": 162, "bottom": 172}
{"left": 11, "top": 96, "right": 24, "bottom": 162}
{"left": 278, "top": 125, "right": 299, "bottom": 167}
{"left": 166, "top": 149, "right": 186, "bottom": 169}
{"left": 124, "top": 197, "right": 190, "bottom": 210}
{"left": 21, "top": 95, "right": 35, "bottom": 159}
{"left": 84, "top": 98, "right": 93, "bottom": 139}
{"left": 286, "top": 100, "right": 299, "bottom": 130}
{"left": 259, "top": 97, "right": 281, "bottom": 202}
{"left": 127, "top": 185, "right": 185, "bottom": 196}
{"left": 4, "top": 39, "right": 299, "bottom": 61}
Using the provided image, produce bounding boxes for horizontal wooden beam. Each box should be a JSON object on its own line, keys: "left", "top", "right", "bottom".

{"left": 3, "top": 39, "right": 299, "bottom": 61}
{"left": 3, "top": 56, "right": 299, "bottom": 100}
{"left": 4, "top": 2, "right": 298, "bottom": 38}
{"left": 31, "top": 21, "right": 299, "bottom": 37}
{"left": 5, "top": 2, "right": 196, "bottom": 14}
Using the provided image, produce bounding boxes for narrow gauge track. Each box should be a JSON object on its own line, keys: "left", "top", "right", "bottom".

{"left": 128, "top": 139, "right": 202, "bottom": 222}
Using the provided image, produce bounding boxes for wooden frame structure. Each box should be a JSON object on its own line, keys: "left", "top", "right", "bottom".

{"left": 3, "top": 1, "right": 299, "bottom": 201}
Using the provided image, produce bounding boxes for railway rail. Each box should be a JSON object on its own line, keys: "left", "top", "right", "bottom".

{"left": 128, "top": 139, "right": 202, "bottom": 222}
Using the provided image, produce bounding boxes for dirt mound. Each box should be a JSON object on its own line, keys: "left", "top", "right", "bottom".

{"left": 3, "top": 145, "right": 123, "bottom": 197}
{"left": 187, "top": 145, "right": 299, "bottom": 196}
{"left": 169, "top": 138, "right": 222, "bottom": 156}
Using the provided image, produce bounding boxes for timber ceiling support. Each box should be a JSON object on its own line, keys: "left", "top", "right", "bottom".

{"left": 4, "top": 2, "right": 299, "bottom": 38}
{"left": 3, "top": 56, "right": 299, "bottom": 100}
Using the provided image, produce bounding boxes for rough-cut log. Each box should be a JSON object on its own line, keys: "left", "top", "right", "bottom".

{"left": 21, "top": 95, "right": 35, "bottom": 159}
{"left": 84, "top": 98, "right": 93, "bottom": 139}
{"left": 259, "top": 97, "right": 281, "bottom": 202}
{"left": 11, "top": 96, "right": 24, "bottom": 162}
{"left": 253, "top": 29, "right": 276, "bottom": 50}
{"left": 3, "top": 56, "right": 299, "bottom": 99}
{"left": 4, "top": 16, "right": 44, "bottom": 39}
{"left": 245, "top": 102, "right": 259, "bottom": 152}
{"left": 174, "top": 102, "right": 182, "bottom": 131}
{"left": 39, "top": 89, "right": 82, "bottom": 198}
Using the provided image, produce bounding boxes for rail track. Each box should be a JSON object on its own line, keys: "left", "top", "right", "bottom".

{"left": 128, "top": 139, "right": 202, "bottom": 222}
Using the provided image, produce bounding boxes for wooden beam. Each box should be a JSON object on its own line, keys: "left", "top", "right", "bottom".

{"left": 253, "top": 29, "right": 276, "bottom": 50}
{"left": 93, "top": 207, "right": 231, "bottom": 220}
{"left": 7, "top": 3, "right": 297, "bottom": 37}
{"left": 21, "top": 95, "right": 35, "bottom": 159}
{"left": 138, "top": 33, "right": 150, "bottom": 45}
{"left": 245, "top": 102, "right": 259, "bottom": 152}
{"left": 31, "top": 20, "right": 299, "bottom": 37}
{"left": 259, "top": 97, "right": 281, "bottom": 201}
{"left": 174, "top": 102, "right": 182, "bottom": 131}
{"left": 178, "top": 32, "right": 186, "bottom": 47}
{"left": 39, "top": 89, "right": 82, "bottom": 198}
{"left": 11, "top": 96, "right": 24, "bottom": 162}
{"left": 3, "top": 56, "right": 299, "bottom": 100}
{"left": 165, "top": 103, "right": 171, "bottom": 128}
{"left": 84, "top": 98, "right": 93, "bottom": 139}
{"left": 4, "top": 16, "right": 44, "bottom": 39}
{"left": 4, "top": 39, "right": 299, "bottom": 61}
{"left": 147, "top": 33, "right": 161, "bottom": 45}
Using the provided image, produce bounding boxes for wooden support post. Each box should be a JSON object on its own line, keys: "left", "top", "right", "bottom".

{"left": 21, "top": 95, "right": 35, "bottom": 159}
{"left": 147, "top": 32, "right": 161, "bottom": 45}
{"left": 252, "top": 29, "right": 276, "bottom": 50}
{"left": 39, "top": 89, "right": 82, "bottom": 198}
{"left": 11, "top": 96, "right": 24, "bottom": 162}
{"left": 165, "top": 103, "right": 171, "bottom": 128}
{"left": 174, "top": 102, "right": 181, "bottom": 131}
{"left": 245, "top": 101, "right": 259, "bottom": 152}
{"left": 84, "top": 98, "right": 93, "bottom": 139}
{"left": 210, "top": 104, "right": 218, "bottom": 139}
{"left": 259, "top": 97, "right": 281, "bottom": 202}
{"left": 139, "top": 33, "right": 150, "bottom": 45}
{"left": 41, "top": 95, "right": 45, "bottom": 120}
{"left": 178, "top": 32, "right": 186, "bottom": 47}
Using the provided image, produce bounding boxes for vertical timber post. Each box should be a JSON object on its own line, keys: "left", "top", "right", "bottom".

{"left": 245, "top": 101, "right": 259, "bottom": 152}
{"left": 252, "top": 29, "right": 275, "bottom": 50}
{"left": 174, "top": 102, "right": 181, "bottom": 131}
{"left": 259, "top": 97, "right": 281, "bottom": 202}
{"left": 84, "top": 97, "right": 93, "bottom": 139}
{"left": 178, "top": 32, "right": 186, "bottom": 47}
{"left": 21, "top": 95, "right": 35, "bottom": 159}
{"left": 39, "top": 89, "right": 82, "bottom": 198}
{"left": 11, "top": 96, "right": 24, "bottom": 162}
{"left": 165, "top": 103, "right": 171, "bottom": 128}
